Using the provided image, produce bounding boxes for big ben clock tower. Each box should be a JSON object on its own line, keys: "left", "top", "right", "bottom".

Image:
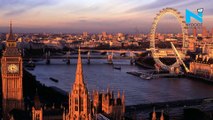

{"left": 1, "top": 22, "right": 24, "bottom": 119}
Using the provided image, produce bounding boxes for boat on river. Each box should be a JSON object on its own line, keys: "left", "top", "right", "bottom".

{"left": 113, "top": 66, "right": 121, "bottom": 70}
{"left": 25, "top": 60, "right": 36, "bottom": 70}
{"left": 49, "top": 77, "right": 59, "bottom": 83}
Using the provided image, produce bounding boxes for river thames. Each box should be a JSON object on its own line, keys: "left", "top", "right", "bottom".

{"left": 28, "top": 58, "right": 213, "bottom": 106}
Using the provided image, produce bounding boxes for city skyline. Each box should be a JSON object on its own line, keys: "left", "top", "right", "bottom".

{"left": 0, "top": 0, "right": 213, "bottom": 33}
{"left": 0, "top": 2, "right": 213, "bottom": 119}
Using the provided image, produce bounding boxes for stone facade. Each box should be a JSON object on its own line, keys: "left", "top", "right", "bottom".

{"left": 190, "top": 55, "right": 213, "bottom": 79}
{"left": 93, "top": 88, "right": 125, "bottom": 120}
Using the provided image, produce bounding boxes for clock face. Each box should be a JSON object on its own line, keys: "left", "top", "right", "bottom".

{"left": 8, "top": 64, "right": 19, "bottom": 73}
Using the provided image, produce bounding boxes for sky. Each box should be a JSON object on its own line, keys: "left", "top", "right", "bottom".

{"left": 0, "top": 0, "right": 212, "bottom": 33}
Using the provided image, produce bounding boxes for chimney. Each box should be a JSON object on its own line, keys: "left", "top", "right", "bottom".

{"left": 206, "top": 56, "right": 210, "bottom": 63}
{"left": 202, "top": 55, "right": 206, "bottom": 62}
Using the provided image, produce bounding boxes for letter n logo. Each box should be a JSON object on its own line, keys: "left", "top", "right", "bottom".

{"left": 185, "top": 9, "right": 203, "bottom": 24}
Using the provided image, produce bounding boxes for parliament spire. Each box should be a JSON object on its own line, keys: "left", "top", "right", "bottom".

{"left": 74, "top": 47, "right": 85, "bottom": 85}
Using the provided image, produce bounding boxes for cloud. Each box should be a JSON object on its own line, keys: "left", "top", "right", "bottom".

{"left": 70, "top": 5, "right": 101, "bottom": 14}
{"left": 63, "top": 19, "right": 131, "bottom": 27}
{"left": 0, "top": 0, "right": 212, "bottom": 33}
{"left": 127, "top": 0, "right": 178, "bottom": 13}
{"left": 126, "top": 0, "right": 203, "bottom": 13}
{"left": 1, "top": 0, "right": 58, "bottom": 16}
{"left": 204, "top": 8, "right": 213, "bottom": 16}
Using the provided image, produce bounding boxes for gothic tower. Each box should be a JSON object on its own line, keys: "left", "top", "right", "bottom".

{"left": 1, "top": 22, "right": 24, "bottom": 119}
{"left": 66, "top": 48, "right": 91, "bottom": 120}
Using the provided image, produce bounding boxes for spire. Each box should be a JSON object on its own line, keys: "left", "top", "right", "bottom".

{"left": 34, "top": 89, "right": 41, "bottom": 109}
{"left": 74, "top": 47, "right": 85, "bottom": 85}
{"left": 107, "top": 86, "right": 110, "bottom": 93}
{"left": 10, "top": 20, "right": 12, "bottom": 35}
{"left": 160, "top": 110, "right": 164, "bottom": 120}
{"left": 7, "top": 20, "right": 14, "bottom": 41}
{"left": 122, "top": 91, "right": 125, "bottom": 113}
{"left": 122, "top": 91, "right": 125, "bottom": 103}
{"left": 117, "top": 90, "right": 120, "bottom": 98}
{"left": 152, "top": 107, "right": 156, "bottom": 120}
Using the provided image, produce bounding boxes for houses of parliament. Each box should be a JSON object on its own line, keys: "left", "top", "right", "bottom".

{"left": 0, "top": 22, "right": 125, "bottom": 120}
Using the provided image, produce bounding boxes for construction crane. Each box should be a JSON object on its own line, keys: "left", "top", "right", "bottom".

{"left": 170, "top": 42, "right": 189, "bottom": 73}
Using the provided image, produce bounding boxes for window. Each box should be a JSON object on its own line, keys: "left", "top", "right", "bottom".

{"left": 75, "top": 106, "right": 78, "bottom": 111}
{"left": 36, "top": 114, "right": 40, "bottom": 120}
{"left": 75, "top": 98, "right": 78, "bottom": 104}
{"left": 80, "top": 98, "right": 84, "bottom": 111}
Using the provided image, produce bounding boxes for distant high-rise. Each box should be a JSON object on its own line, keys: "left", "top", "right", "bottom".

{"left": 117, "top": 32, "right": 124, "bottom": 37}
{"left": 193, "top": 27, "right": 197, "bottom": 37}
{"left": 83, "top": 32, "right": 88, "bottom": 37}
{"left": 212, "top": 28, "right": 213, "bottom": 36}
{"left": 202, "top": 26, "right": 207, "bottom": 37}
{"left": 1, "top": 22, "right": 24, "bottom": 119}
{"left": 102, "top": 32, "right": 107, "bottom": 38}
